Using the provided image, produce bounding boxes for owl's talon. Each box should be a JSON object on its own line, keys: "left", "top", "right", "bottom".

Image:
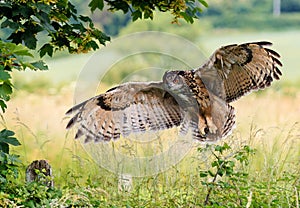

{"left": 207, "top": 119, "right": 218, "bottom": 134}
{"left": 209, "top": 123, "right": 218, "bottom": 134}
{"left": 199, "top": 126, "right": 207, "bottom": 136}
{"left": 204, "top": 127, "right": 209, "bottom": 134}
{"left": 199, "top": 124, "right": 217, "bottom": 136}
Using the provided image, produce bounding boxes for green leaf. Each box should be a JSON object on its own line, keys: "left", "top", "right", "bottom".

{"left": 35, "top": 11, "right": 55, "bottom": 32}
{"left": 1, "top": 19, "right": 20, "bottom": 30}
{"left": 208, "top": 170, "right": 214, "bottom": 177}
{"left": 89, "top": 0, "right": 104, "bottom": 12}
{"left": 0, "top": 82, "right": 12, "bottom": 101}
{"left": 6, "top": 153, "right": 20, "bottom": 164}
{"left": 0, "top": 70, "right": 11, "bottom": 82}
{"left": 11, "top": 44, "right": 34, "bottom": 57}
{"left": 223, "top": 143, "right": 231, "bottom": 150}
{"left": 180, "top": 12, "right": 194, "bottom": 23}
{"left": 0, "top": 137, "right": 21, "bottom": 146}
{"left": 30, "top": 60, "right": 49, "bottom": 71}
{"left": 36, "top": 2, "right": 51, "bottom": 13}
{"left": 144, "top": 10, "right": 153, "bottom": 19}
{"left": 0, "top": 136, "right": 20, "bottom": 147}
{"left": 23, "top": 32, "right": 37, "bottom": 50}
{"left": 200, "top": 171, "right": 208, "bottom": 177}
{"left": 12, "top": 4, "right": 33, "bottom": 19}
{"left": 7, "top": 32, "right": 23, "bottom": 45}
{"left": 72, "top": 23, "right": 86, "bottom": 32}
{"left": 0, "top": 100, "right": 7, "bottom": 112}
{"left": 20, "top": 62, "right": 35, "bottom": 70}
{"left": 216, "top": 168, "right": 224, "bottom": 176}
{"left": 0, "top": 42, "right": 34, "bottom": 58}
{"left": 0, "top": 142, "right": 9, "bottom": 154}
{"left": 86, "top": 40, "right": 99, "bottom": 50}
{"left": 132, "top": 10, "right": 142, "bottom": 21}
{"left": 39, "top": 43, "right": 53, "bottom": 58}
{"left": 198, "top": 0, "right": 208, "bottom": 7}
{"left": 0, "top": 129, "right": 20, "bottom": 154}
{"left": 79, "top": 15, "right": 92, "bottom": 23}
{"left": 211, "top": 161, "right": 218, "bottom": 167}
{"left": 91, "top": 29, "right": 110, "bottom": 45}
{"left": 20, "top": 60, "right": 48, "bottom": 71}
{"left": 214, "top": 145, "right": 222, "bottom": 153}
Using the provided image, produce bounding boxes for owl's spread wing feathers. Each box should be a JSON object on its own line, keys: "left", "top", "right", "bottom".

{"left": 66, "top": 81, "right": 236, "bottom": 143}
{"left": 197, "top": 41, "right": 282, "bottom": 102}
{"left": 66, "top": 82, "right": 182, "bottom": 142}
{"left": 66, "top": 41, "right": 281, "bottom": 143}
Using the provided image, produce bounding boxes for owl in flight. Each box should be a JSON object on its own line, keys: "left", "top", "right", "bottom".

{"left": 66, "top": 41, "right": 282, "bottom": 143}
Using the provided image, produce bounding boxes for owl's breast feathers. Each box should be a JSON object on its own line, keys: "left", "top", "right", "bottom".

{"left": 175, "top": 70, "right": 233, "bottom": 141}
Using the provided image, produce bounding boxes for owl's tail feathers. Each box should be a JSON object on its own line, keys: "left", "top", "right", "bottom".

{"left": 179, "top": 115, "right": 206, "bottom": 141}
{"left": 188, "top": 94, "right": 236, "bottom": 143}
{"left": 221, "top": 105, "right": 236, "bottom": 138}
{"left": 179, "top": 104, "right": 236, "bottom": 143}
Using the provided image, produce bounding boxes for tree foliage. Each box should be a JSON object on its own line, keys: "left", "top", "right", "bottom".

{"left": 89, "top": 0, "right": 208, "bottom": 23}
{"left": 0, "top": 41, "right": 48, "bottom": 112}
{"left": 0, "top": 0, "right": 110, "bottom": 57}
{"left": 0, "top": 0, "right": 207, "bottom": 58}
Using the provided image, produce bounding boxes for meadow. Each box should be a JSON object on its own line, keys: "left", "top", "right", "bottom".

{"left": 1, "top": 30, "right": 299, "bottom": 207}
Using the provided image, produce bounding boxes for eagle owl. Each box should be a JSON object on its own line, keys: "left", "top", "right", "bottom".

{"left": 66, "top": 41, "right": 282, "bottom": 143}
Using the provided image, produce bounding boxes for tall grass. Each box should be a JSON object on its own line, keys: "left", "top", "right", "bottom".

{"left": 2, "top": 80, "right": 299, "bottom": 206}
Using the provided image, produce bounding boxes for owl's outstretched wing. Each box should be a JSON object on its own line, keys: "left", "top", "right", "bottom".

{"left": 197, "top": 41, "right": 282, "bottom": 102}
{"left": 66, "top": 82, "right": 182, "bottom": 142}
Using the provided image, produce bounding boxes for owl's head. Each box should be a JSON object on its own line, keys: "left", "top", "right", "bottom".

{"left": 162, "top": 70, "right": 187, "bottom": 92}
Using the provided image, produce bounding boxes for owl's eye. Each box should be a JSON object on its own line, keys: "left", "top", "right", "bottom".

{"left": 173, "top": 77, "right": 179, "bottom": 84}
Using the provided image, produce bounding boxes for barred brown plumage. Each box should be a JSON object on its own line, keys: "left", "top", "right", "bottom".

{"left": 66, "top": 41, "right": 282, "bottom": 143}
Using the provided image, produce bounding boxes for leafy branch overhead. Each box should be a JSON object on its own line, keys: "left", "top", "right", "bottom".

{"left": 91, "top": 0, "right": 208, "bottom": 23}
{"left": 1, "top": 0, "right": 206, "bottom": 59}
{"left": 0, "top": 0, "right": 110, "bottom": 57}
